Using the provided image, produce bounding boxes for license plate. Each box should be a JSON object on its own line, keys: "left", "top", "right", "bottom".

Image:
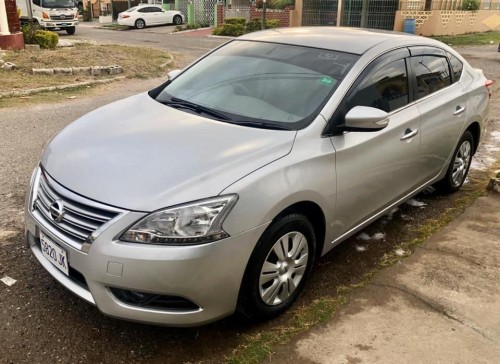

{"left": 61, "top": 23, "right": 68, "bottom": 26}
{"left": 40, "top": 232, "right": 69, "bottom": 276}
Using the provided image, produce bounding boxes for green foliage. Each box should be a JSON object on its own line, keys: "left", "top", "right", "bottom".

{"left": 224, "top": 17, "right": 246, "bottom": 26}
{"left": 212, "top": 23, "right": 245, "bottom": 36}
{"left": 245, "top": 19, "right": 262, "bottom": 33}
{"left": 265, "top": 19, "right": 280, "bottom": 29}
{"left": 256, "top": 0, "right": 294, "bottom": 9}
{"left": 212, "top": 17, "right": 282, "bottom": 36}
{"left": 33, "top": 30, "right": 59, "bottom": 49}
{"left": 461, "top": 0, "right": 479, "bottom": 10}
{"left": 82, "top": 7, "right": 92, "bottom": 21}
{"left": 21, "top": 22, "right": 41, "bottom": 44}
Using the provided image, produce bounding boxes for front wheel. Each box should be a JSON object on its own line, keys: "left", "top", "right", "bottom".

{"left": 135, "top": 19, "right": 146, "bottom": 29}
{"left": 237, "top": 213, "right": 316, "bottom": 319}
{"left": 435, "top": 130, "right": 474, "bottom": 194}
{"left": 66, "top": 26, "right": 76, "bottom": 35}
{"left": 173, "top": 15, "right": 182, "bottom": 25}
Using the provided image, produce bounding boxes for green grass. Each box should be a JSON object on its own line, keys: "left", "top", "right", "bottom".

{"left": 432, "top": 31, "right": 500, "bottom": 46}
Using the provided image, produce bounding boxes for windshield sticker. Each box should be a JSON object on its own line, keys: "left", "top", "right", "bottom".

{"left": 319, "top": 76, "right": 335, "bottom": 87}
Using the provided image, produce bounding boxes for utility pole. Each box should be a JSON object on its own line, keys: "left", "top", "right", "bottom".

{"left": 262, "top": 0, "right": 266, "bottom": 30}
{"left": 0, "top": 0, "right": 10, "bottom": 36}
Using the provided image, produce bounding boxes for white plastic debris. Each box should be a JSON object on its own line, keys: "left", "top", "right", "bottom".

{"left": 1, "top": 276, "right": 17, "bottom": 286}
{"left": 406, "top": 198, "right": 427, "bottom": 208}
{"left": 356, "top": 232, "right": 371, "bottom": 241}
{"left": 355, "top": 245, "right": 367, "bottom": 252}
{"left": 395, "top": 248, "right": 406, "bottom": 257}
{"left": 372, "top": 232, "right": 386, "bottom": 241}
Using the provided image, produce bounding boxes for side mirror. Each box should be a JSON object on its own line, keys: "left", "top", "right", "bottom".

{"left": 344, "top": 106, "right": 389, "bottom": 132}
{"left": 167, "top": 69, "right": 182, "bottom": 80}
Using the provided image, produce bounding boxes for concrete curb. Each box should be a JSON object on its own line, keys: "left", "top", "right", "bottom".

{"left": 32, "top": 65, "right": 123, "bottom": 76}
{"left": 0, "top": 76, "right": 126, "bottom": 98}
{"left": 170, "top": 27, "right": 212, "bottom": 35}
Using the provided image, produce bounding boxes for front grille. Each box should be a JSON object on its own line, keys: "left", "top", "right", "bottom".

{"left": 50, "top": 15, "right": 74, "bottom": 20}
{"left": 34, "top": 170, "right": 119, "bottom": 245}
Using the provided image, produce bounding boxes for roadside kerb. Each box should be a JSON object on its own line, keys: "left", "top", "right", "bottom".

{"left": 0, "top": 76, "right": 126, "bottom": 98}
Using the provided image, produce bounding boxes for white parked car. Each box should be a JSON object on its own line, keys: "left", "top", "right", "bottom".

{"left": 117, "top": 5, "right": 184, "bottom": 29}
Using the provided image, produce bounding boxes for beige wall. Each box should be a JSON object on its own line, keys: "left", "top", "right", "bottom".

{"left": 394, "top": 10, "right": 500, "bottom": 36}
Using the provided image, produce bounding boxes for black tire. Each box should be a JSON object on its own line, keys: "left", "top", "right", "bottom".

{"left": 435, "top": 130, "right": 474, "bottom": 194}
{"left": 237, "top": 213, "right": 316, "bottom": 319}
{"left": 135, "top": 19, "right": 146, "bottom": 29}
{"left": 66, "top": 26, "right": 76, "bottom": 35}
{"left": 173, "top": 15, "right": 182, "bottom": 25}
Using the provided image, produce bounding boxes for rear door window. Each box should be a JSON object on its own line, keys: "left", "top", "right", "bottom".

{"left": 410, "top": 55, "right": 451, "bottom": 100}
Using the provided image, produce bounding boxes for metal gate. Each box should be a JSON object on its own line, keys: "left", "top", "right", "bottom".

{"left": 177, "top": 0, "right": 219, "bottom": 26}
{"left": 302, "top": 0, "right": 398, "bottom": 30}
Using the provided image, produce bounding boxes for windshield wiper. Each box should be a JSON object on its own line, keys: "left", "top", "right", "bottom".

{"left": 162, "top": 97, "right": 232, "bottom": 121}
{"left": 232, "top": 121, "right": 292, "bottom": 131}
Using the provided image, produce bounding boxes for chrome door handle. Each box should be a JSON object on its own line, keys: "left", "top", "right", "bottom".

{"left": 400, "top": 128, "right": 418, "bottom": 141}
{"left": 453, "top": 106, "right": 466, "bottom": 116}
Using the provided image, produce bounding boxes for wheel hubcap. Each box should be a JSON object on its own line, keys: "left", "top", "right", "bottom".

{"left": 452, "top": 141, "right": 471, "bottom": 186}
{"left": 259, "top": 231, "right": 309, "bottom": 306}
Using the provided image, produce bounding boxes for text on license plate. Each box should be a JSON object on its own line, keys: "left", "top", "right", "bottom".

{"left": 40, "top": 232, "right": 69, "bottom": 276}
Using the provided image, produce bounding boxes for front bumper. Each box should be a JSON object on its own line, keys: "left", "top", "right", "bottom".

{"left": 40, "top": 20, "right": 79, "bottom": 29}
{"left": 25, "top": 195, "right": 267, "bottom": 327}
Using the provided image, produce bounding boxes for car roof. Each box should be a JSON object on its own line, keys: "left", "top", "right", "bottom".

{"left": 239, "top": 27, "right": 438, "bottom": 55}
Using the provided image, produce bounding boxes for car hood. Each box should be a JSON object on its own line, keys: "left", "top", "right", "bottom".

{"left": 41, "top": 93, "right": 296, "bottom": 212}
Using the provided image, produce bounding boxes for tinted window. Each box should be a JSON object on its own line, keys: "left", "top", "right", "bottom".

{"left": 411, "top": 56, "right": 451, "bottom": 100}
{"left": 138, "top": 7, "right": 149, "bottom": 13}
{"left": 150, "top": 7, "right": 162, "bottom": 12}
{"left": 33, "top": 0, "right": 41, "bottom": 5}
{"left": 447, "top": 52, "right": 463, "bottom": 83}
{"left": 347, "top": 59, "right": 409, "bottom": 113}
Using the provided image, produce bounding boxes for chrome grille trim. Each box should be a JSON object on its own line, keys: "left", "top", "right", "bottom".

{"left": 33, "top": 170, "right": 124, "bottom": 246}
{"left": 50, "top": 15, "right": 74, "bottom": 20}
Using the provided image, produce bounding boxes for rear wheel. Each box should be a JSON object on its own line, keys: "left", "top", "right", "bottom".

{"left": 237, "top": 213, "right": 316, "bottom": 319}
{"left": 173, "top": 15, "right": 182, "bottom": 25}
{"left": 66, "top": 26, "right": 76, "bottom": 35}
{"left": 435, "top": 130, "right": 474, "bottom": 194}
{"left": 135, "top": 19, "right": 146, "bottom": 29}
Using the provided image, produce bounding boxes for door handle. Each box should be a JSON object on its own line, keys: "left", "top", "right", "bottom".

{"left": 400, "top": 128, "right": 418, "bottom": 141}
{"left": 453, "top": 106, "right": 466, "bottom": 116}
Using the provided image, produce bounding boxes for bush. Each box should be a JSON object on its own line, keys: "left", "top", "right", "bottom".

{"left": 266, "top": 19, "right": 280, "bottom": 29}
{"left": 224, "top": 17, "right": 246, "bottom": 26}
{"left": 82, "top": 6, "right": 92, "bottom": 22}
{"left": 256, "top": 0, "right": 294, "bottom": 9}
{"left": 21, "top": 22, "right": 41, "bottom": 44}
{"left": 461, "top": 0, "right": 479, "bottom": 10}
{"left": 33, "top": 30, "right": 59, "bottom": 49}
{"left": 212, "top": 23, "right": 245, "bottom": 36}
{"left": 245, "top": 19, "right": 262, "bottom": 33}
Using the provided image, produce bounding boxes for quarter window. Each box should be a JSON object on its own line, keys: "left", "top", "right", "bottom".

{"left": 447, "top": 52, "right": 463, "bottom": 83}
{"left": 347, "top": 59, "right": 409, "bottom": 113}
{"left": 411, "top": 56, "right": 451, "bottom": 100}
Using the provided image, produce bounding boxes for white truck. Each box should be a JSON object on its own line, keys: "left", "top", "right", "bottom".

{"left": 17, "top": 0, "right": 79, "bottom": 35}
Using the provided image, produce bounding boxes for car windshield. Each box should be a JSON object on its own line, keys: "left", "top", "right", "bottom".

{"left": 42, "top": 0, "right": 75, "bottom": 8}
{"left": 155, "top": 40, "right": 358, "bottom": 130}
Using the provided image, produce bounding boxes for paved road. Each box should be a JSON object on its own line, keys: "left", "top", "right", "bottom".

{"left": 72, "top": 21, "right": 227, "bottom": 61}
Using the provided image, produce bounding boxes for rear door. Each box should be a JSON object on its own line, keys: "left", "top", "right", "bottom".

{"left": 326, "top": 48, "right": 423, "bottom": 240}
{"left": 408, "top": 47, "right": 469, "bottom": 180}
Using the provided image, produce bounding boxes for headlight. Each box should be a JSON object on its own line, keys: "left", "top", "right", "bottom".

{"left": 120, "top": 195, "right": 238, "bottom": 245}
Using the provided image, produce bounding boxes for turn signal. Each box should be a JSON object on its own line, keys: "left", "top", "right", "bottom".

{"left": 42, "top": 12, "right": 49, "bottom": 19}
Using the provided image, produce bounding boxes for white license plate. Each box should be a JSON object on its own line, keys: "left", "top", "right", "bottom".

{"left": 40, "top": 232, "right": 69, "bottom": 276}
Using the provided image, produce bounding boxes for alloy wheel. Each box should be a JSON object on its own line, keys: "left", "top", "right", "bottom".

{"left": 259, "top": 231, "right": 309, "bottom": 306}
{"left": 451, "top": 140, "right": 471, "bottom": 186}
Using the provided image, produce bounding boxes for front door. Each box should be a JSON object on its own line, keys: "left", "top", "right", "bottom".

{"left": 327, "top": 49, "right": 422, "bottom": 240}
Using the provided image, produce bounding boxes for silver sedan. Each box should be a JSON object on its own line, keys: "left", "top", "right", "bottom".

{"left": 25, "top": 27, "right": 491, "bottom": 326}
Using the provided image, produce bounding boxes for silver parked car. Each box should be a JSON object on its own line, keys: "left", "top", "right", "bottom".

{"left": 25, "top": 28, "right": 491, "bottom": 326}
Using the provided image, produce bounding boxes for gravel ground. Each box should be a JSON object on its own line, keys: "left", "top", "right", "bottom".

{"left": 0, "top": 46, "right": 499, "bottom": 364}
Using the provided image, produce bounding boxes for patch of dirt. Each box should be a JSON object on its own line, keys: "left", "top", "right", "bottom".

{"left": 0, "top": 44, "right": 173, "bottom": 93}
